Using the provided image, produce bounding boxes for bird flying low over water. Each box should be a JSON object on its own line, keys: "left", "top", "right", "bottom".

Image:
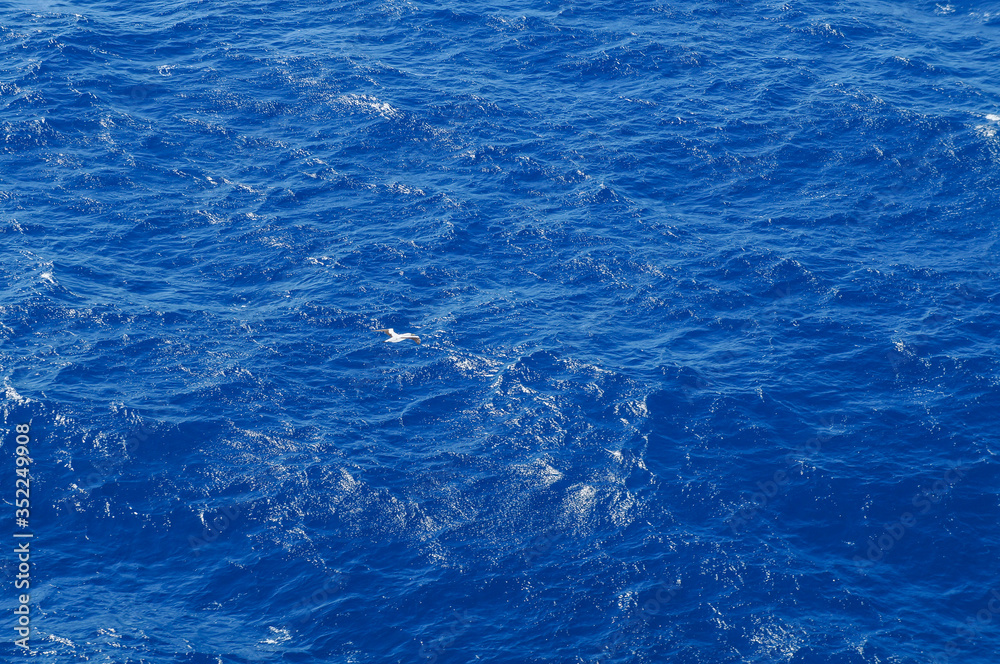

{"left": 376, "top": 328, "right": 421, "bottom": 344}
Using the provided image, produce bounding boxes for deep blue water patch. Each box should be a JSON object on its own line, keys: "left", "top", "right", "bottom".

{"left": 1, "top": 0, "right": 999, "bottom": 662}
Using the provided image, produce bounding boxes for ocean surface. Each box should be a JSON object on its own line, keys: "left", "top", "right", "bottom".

{"left": 1, "top": 0, "right": 999, "bottom": 662}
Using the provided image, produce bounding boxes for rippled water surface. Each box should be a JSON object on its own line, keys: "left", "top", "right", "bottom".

{"left": 1, "top": 0, "right": 999, "bottom": 662}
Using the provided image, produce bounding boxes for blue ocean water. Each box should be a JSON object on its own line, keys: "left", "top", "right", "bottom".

{"left": 1, "top": 0, "right": 999, "bottom": 661}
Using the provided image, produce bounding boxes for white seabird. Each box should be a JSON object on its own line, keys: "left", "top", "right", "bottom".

{"left": 376, "top": 328, "right": 421, "bottom": 345}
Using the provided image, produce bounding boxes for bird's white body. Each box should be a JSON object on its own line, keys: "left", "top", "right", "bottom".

{"left": 376, "top": 328, "right": 421, "bottom": 344}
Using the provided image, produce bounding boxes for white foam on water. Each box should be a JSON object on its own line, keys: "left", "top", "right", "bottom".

{"left": 974, "top": 124, "right": 997, "bottom": 139}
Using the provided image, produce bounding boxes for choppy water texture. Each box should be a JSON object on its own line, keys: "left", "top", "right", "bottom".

{"left": 1, "top": 0, "right": 999, "bottom": 662}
